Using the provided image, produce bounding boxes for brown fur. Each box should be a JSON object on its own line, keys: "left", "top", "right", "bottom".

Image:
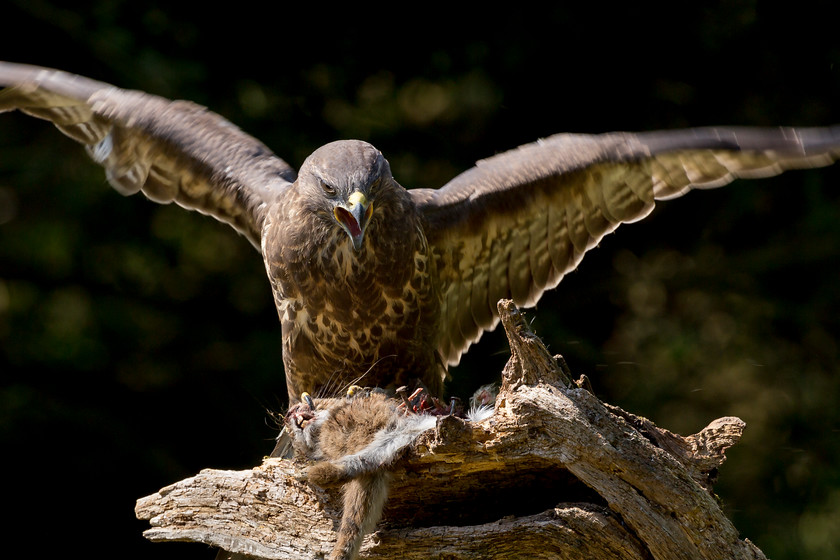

{"left": 285, "top": 393, "right": 435, "bottom": 560}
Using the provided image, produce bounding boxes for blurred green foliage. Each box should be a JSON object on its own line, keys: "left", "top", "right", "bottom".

{"left": 1, "top": 2, "right": 839, "bottom": 559}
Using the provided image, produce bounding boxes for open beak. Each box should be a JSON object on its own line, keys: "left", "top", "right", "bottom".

{"left": 334, "top": 191, "right": 373, "bottom": 251}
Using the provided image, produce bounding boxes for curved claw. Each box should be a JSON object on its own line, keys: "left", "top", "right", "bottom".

{"left": 302, "top": 392, "right": 315, "bottom": 410}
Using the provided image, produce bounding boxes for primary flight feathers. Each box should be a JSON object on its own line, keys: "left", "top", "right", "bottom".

{"left": 2, "top": 61, "right": 838, "bottom": 400}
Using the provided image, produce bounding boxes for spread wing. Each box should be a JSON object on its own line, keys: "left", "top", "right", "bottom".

{"left": 412, "top": 126, "right": 840, "bottom": 365}
{"left": 0, "top": 62, "right": 296, "bottom": 248}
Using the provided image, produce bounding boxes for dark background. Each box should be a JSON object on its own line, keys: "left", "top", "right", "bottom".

{"left": 2, "top": 2, "right": 839, "bottom": 558}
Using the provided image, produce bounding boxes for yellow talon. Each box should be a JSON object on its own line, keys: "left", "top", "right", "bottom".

{"left": 301, "top": 392, "right": 315, "bottom": 409}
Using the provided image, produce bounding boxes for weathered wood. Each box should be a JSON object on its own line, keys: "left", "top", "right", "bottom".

{"left": 135, "top": 299, "right": 765, "bottom": 559}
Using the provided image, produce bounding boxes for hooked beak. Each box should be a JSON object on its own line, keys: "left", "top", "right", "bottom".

{"left": 334, "top": 191, "right": 373, "bottom": 251}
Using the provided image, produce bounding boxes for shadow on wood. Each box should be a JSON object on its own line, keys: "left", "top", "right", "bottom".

{"left": 136, "top": 299, "right": 764, "bottom": 559}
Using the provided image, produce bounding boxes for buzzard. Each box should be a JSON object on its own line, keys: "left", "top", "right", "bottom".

{"left": 1, "top": 62, "right": 839, "bottom": 402}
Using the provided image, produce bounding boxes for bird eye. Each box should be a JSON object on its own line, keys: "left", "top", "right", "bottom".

{"left": 320, "top": 180, "right": 336, "bottom": 196}
{"left": 370, "top": 177, "right": 382, "bottom": 193}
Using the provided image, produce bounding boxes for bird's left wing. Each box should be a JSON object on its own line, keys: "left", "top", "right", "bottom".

{"left": 0, "top": 62, "right": 297, "bottom": 248}
{"left": 411, "top": 126, "right": 840, "bottom": 365}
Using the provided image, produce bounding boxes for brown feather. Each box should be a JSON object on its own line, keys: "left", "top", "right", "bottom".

{"left": 3, "top": 62, "right": 839, "bottom": 401}
{"left": 416, "top": 128, "right": 840, "bottom": 365}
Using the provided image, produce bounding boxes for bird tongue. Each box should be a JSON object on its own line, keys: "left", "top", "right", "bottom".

{"left": 336, "top": 207, "right": 362, "bottom": 238}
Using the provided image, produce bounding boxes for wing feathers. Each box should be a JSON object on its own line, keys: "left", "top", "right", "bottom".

{"left": 507, "top": 219, "right": 532, "bottom": 304}
{"left": 5, "top": 65, "right": 839, "bottom": 373}
{"left": 417, "top": 127, "right": 840, "bottom": 365}
{"left": 0, "top": 62, "right": 296, "bottom": 249}
{"left": 527, "top": 205, "right": 551, "bottom": 296}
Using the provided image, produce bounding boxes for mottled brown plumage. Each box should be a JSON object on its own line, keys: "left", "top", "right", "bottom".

{"left": 262, "top": 141, "right": 444, "bottom": 399}
{"left": 3, "top": 61, "right": 840, "bottom": 402}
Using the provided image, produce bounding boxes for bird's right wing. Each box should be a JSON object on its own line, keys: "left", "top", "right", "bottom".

{"left": 0, "top": 62, "right": 296, "bottom": 249}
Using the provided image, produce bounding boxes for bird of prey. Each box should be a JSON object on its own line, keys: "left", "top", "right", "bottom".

{"left": 1, "top": 61, "right": 839, "bottom": 403}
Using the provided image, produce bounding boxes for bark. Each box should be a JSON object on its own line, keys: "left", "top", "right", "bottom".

{"left": 136, "top": 299, "right": 764, "bottom": 560}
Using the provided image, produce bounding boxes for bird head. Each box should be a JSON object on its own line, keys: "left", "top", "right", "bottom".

{"left": 298, "top": 140, "right": 391, "bottom": 251}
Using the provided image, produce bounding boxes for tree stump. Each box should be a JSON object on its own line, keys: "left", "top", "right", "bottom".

{"left": 135, "top": 300, "right": 764, "bottom": 559}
